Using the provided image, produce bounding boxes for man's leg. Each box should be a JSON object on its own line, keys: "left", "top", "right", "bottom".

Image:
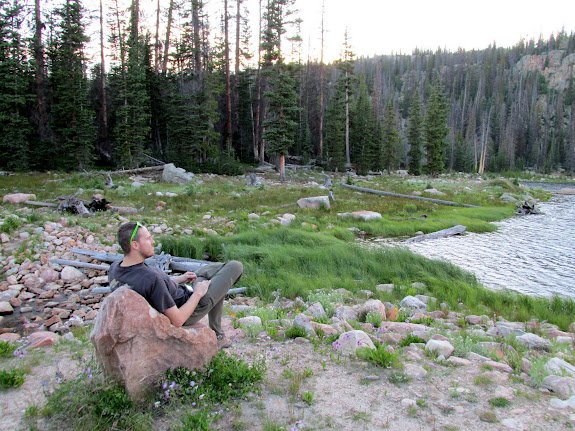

{"left": 184, "top": 260, "right": 243, "bottom": 335}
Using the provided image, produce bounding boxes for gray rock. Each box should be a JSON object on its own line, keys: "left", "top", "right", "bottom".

{"left": 425, "top": 339, "right": 454, "bottom": 358}
{"left": 237, "top": 316, "right": 262, "bottom": 327}
{"left": 60, "top": 266, "right": 87, "bottom": 284}
{"left": 543, "top": 375, "right": 575, "bottom": 399}
{"left": 376, "top": 283, "right": 394, "bottom": 293}
{"left": 516, "top": 333, "right": 552, "bottom": 350}
{"left": 411, "top": 282, "right": 425, "bottom": 289}
{"left": 0, "top": 301, "right": 14, "bottom": 315}
{"left": 546, "top": 357, "right": 575, "bottom": 378}
{"left": 305, "top": 302, "right": 326, "bottom": 318}
{"left": 296, "top": 196, "right": 330, "bottom": 209}
{"left": 294, "top": 314, "right": 315, "bottom": 335}
{"left": 400, "top": 295, "right": 426, "bottom": 310}
{"left": 550, "top": 395, "right": 575, "bottom": 409}
{"left": 423, "top": 188, "right": 445, "bottom": 195}
{"left": 162, "top": 163, "right": 194, "bottom": 185}
{"left": 404, "top": 364, "right": 428, "bottom": 380}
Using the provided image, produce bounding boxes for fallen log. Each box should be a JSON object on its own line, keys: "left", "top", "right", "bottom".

{"left": 24, "top": 200, "right": 58, "bottom": 208}
{"left": 49, "top": 259, "right": 110, "bottom": 270}
{"left": 71, "top": 247, "right": 211, "bottom": 273}
{"left": 403, "top": 224, "right": 467, "bottom": 243}
{"left": 339, "top": 183, "right": 480, "bottom": 208}
{"left": 111, "top": 165, "right": 165, "bottom": 174}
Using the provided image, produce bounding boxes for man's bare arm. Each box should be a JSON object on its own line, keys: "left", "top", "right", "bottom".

{"left": 163, "top": 280, "right": 210, "bottom": 327}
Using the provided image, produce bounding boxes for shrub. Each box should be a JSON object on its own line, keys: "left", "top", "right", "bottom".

{"left": 489, "top": 397, "right": 511, "bottom": 408}
{"left": 285, "top": 326, "right": 307, "bottom": 339}
{"left": 0, "top": 368, "right": 26, "bottom": 389}
{"left": 0, "top": 216, "right": 21, "bottom": 234}
{"left": 399, "top": 334, "right": 426, "bottom": 347}
{"left": 365, "top": 311, "right": 383, "bottom": 328}
{"left": 161, "top": 351, "right": 266, "bottom": 405}
{"left": 0, "top": 341, "right": 17, "bottom": 358}
{"left": 357, "top": 345, "right": 398, "bottom": 368}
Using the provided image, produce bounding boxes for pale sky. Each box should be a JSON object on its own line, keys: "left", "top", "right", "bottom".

{"left": 81, "top": 0, "right": 575, "bottom": 65}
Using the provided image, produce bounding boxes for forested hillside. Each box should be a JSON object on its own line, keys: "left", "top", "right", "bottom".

{"left": 1, "top": 0, "right": 574, "bottom": 175}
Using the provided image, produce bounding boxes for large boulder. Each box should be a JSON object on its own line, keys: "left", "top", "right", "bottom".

{"left": 296, "top": 196, "right": 330, "bottom": 209}
{"left": 333, "top": 330, "right": 375, "bottom": 356}
{"left": 90, "top": 288, "right": 217, "bottom": 400}
{"left": 162, "top": 163, "right": 194, "bottom": 185}
{"left": 60, "top": 266, "right": 87, "bottom": 284}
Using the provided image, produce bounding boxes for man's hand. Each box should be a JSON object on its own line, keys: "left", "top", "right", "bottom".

{"left": 192, "top": 280, "right": 210, "bottom": 298}
{"left": 172, "top": 271, "right": 197, "bottom": 284}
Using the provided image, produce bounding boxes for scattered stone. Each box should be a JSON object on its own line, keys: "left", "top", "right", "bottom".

{"left": 447, "top": 357, "right": 471, "bottom": 366}
{"left": 0, "top": 301, "right": 14, "bottom": 315}
{"left": 335, "top": 330, "right": 375, "bottom": 356}
{"left": 91, "top": 288, "right": 216, "bottom": 400}
{"left": 550, "top": 395, "right": 575, "bottom": 409}
{"left": 376, "top": 283, "right": 394, "bottom": 293}
{"left": 516, "top": 333, "right": 552, "bottom": 350}
{"left": 26, "top": 331, "right": 60, "bottom": 348}
{"left": 423, "top": 188, "right": 445, "bottom": 195}
{"left": 401, "top": 398, "right": 417, "bottom": 408}
{"left": 248, "top": 213, "right": 260, "bottom": 219}
{"left": 60, "top": 266, "right": 88, "bottom": 283}
{"left": 400, "top": 295, "right": 426, "bottom": 310}
{"left": 545, "top": 357, "right": 575, "bottom": 378}
{"left": 360, "top": 299, "right": 386, "bottom": 320}
{"left": 305, "top": 302, "right": 326, "bottom": 318}
{"left": 425, "top": 339, "right": 454, "bottom": 358}
{"left": 338, "top": 210, "right": 382, "bottom": 221}
{"left": 237, "top": 316, "right": 262, "bottom": 327}
{"left": 404, "top": 364, "right": 428, "bottom": 380}
{"left": 0, "top": 333, "right": 20, "bottom": 343}
{"left": 543, "top": 375, "right": 575, "bottom": 399}
{"left": 500, "top": 193, "right": 518, "bottom": 202}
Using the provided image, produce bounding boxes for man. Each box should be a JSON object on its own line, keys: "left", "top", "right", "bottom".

{"left": 108, "top": 221, "right": 243, "bottom": 349}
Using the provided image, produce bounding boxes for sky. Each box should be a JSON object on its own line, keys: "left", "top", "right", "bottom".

{"left": 82, "top": 0, "right": 575, "bottom": 65}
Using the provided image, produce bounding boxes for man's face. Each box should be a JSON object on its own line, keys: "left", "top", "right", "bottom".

{"left": 132, "top": 226, "right": 155, "bottom": 258}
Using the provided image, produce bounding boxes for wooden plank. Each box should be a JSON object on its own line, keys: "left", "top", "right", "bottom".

{"left": 49, "top": 259, "right": 110, "bottom": 270}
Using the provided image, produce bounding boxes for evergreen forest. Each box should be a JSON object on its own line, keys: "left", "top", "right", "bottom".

{"left": 1, "top": 0, "right": 575, "bottom": 176}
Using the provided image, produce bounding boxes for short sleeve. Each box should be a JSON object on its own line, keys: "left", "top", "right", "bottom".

{"left": 147, "top": 276, "right": 176, "bottom": 313}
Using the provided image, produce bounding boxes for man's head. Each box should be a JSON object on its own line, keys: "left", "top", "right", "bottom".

{"left": 117, "top": 222, "right": 155, "bottom": 258}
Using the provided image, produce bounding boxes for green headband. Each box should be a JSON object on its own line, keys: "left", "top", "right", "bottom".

{"left": 130, "top": 222, "right": 144, "bottom": 246}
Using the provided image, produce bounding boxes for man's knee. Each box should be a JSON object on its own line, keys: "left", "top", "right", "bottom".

{"left": 227, "top": 260, "right": 243, "bottom": 279}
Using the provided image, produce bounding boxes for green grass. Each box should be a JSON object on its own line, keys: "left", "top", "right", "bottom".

{"left": 161, "top": 228, "right": 575, "bottom": 330}
{"left": 285, "top": 326, "right": 308, "bottom": 339}
{"left": 399, "top": 334, "right": 426, "bottom": 347}
{"left": 489, "top": 397, "right": 511, "bottom": 408}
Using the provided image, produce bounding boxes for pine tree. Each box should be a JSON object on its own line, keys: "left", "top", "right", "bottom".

{"left": 48, "top": 0, "right": 96, "bottom": 170}
{"left": 382, "top": 101, "right": 400, "bottom": 174}
{"left": 111, "top": 0, "right": 151, "bottom": 168}
{"left": 334, "top": 30, "right": 356, "bottom": 167}
{"left": 423, "top": 80, "right": 449, "bottom": 176}
{"left": 325, "top": 78, "right": 346, "bottom": 171}
{"left": 350, "top": 73, "right": 375, "bottom": 174}
{"left": 0, "top": 0, "right": 34, "bottom": 170}
{"left": 407, "top": 92, "right": 423, "bottom": 175}
{"left": 264, "top": 61, "right": 299, "bottom": 181}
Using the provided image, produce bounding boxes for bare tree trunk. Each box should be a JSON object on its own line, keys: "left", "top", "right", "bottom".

{"left": 279, "top": 154, "right": 285, "bottom": 181}
{"left": 224, "top": 0, "right": 232, "bottom": 153}
{"left": 345, "top": 71, "right": 350, "bottom": 166}
{"left": 154, "top": 0, "right": 160, "bottom": 73}
{"left": 253, "top": 0, "right": 262, "bottom": 161}
{"left": 34, "top": 0, "right": 48, "bottom": 142}
{"left": 99, "top": 0, "right": 109, "bottom": 157}
{"left": 192, "top": 0, "right": 202, "bottom": 78}
{"left": 318, "top": 0, "right": 325, "bottom": 160}
{"left": 161, "top": 0, "right": 174, "bottom": 76}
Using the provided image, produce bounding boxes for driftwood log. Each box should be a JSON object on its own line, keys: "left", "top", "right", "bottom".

{"left": 403, "top": 224, "right": 467, "bottom": 243}
{"left": 339, "top": 183, "right": 480, "bottom": 208}
{"left": 57, "top": 190, "right": 91, "bottom": 216}
{"left": 62, "top": 248, "right": 246, "bottom": 295}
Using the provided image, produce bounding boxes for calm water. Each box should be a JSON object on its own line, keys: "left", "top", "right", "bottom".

{"left": 399, "top": 183, "right": 575, "bottom": 298}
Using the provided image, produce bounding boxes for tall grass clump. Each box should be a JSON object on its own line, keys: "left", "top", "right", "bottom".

{"left": 161, "top": 351, "right": 266, "bottom": 405}
{"left": 0, "top": 215, "right": 22, "bottom": 234}
{"left": 43, "top": 364, "right": 151, "bottom": 431}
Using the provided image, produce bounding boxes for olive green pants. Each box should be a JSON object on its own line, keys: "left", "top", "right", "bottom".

{"left": 183, "top": 260, "right": 243, "bottom": 336}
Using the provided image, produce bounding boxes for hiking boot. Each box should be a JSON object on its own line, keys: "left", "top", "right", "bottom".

{"left": 217, "top": 335, "right": 231, "bottom": 350}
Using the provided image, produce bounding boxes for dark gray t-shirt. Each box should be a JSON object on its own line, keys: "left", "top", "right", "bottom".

{"left": 108, "top": 261, "right": 190, "bottom": 313}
